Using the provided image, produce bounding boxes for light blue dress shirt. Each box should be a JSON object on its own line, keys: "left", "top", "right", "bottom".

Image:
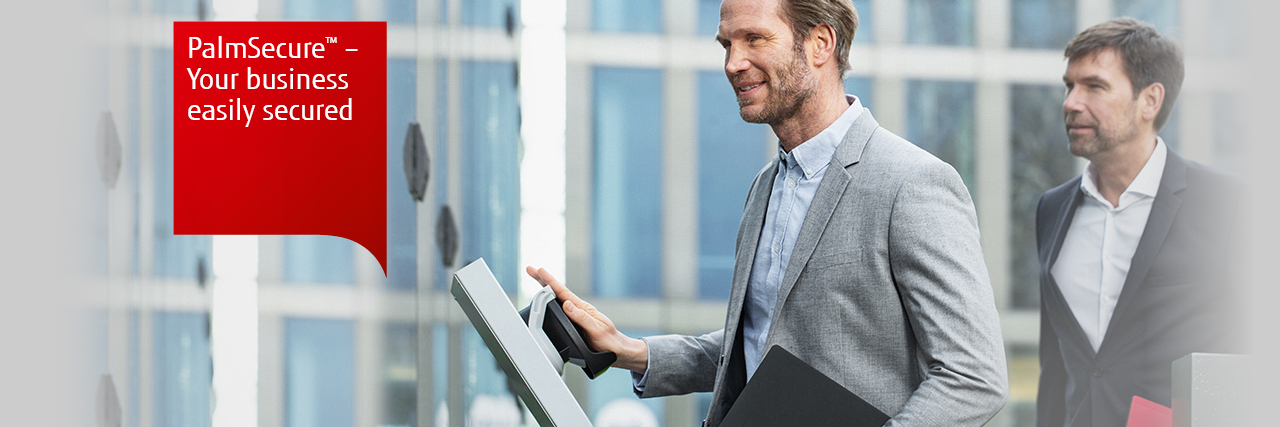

{"left": 742, "top": 95, "right": 861, "bottom": 380}
{"left": 633, "top": 96, "right": 863, "bottom": 391}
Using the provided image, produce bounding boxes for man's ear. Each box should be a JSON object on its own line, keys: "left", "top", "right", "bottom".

{"left": 808, "top": 23, "right": 837, "bottom": 68}
{"left": 1139, "top": 82, "right": 1165, "bottom": 123}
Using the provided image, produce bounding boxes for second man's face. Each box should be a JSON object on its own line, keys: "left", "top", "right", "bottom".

{"left": 717, "top": 0, "right": 818, "bottom": 125}
{"left": 1062, "top": 48, "right": 1144, "bottom": 159}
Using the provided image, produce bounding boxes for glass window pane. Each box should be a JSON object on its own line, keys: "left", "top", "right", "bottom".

{"left": 906, "top": 80, "right": 976, "bottom": 192}
{"left": 842, "top": 76, "right": 874, "bottom": 111}
{"left": 1011, "top": 0, "right": 1077, "bottom": 49}
{"left": 284, "top": 235, "right": 355, "bottom": 284}
{"left": 153, "top": 311, "right": 211, "bottom": 427}
{"left": 851, "top": 0, "right": 873, "bottom": 43}
{"left": 283, "top": 0, "right": 355, "bottom": 21}
{"left": 594, "top": 0, "right": 663, "bottom": 33}
{"left": 698, "top": 0, "right": 720, "bottom": 36}
{"left": 382, "top": 323, "right": 416, "bottom": 426}
{"left": 154, "top": 0, "right": 197, "bottom": 15}
{"left": 387, "top": 58, "right": 417, "bottom": 290}
{"left": 385, "top": 0, "right": 415, "bottom": 24}
{"left": 285, "top": 318, "right": 355, "bottom": 427}
{"left": 1009, "top": 84, "right": 1075, "bottom": 309}
{"left": 1113, "top": 0, "right": 1180, "bottom": 38}
{"left": 434, "top": 60, "right": 452, "bottom": 292}
{"left": 593, "top": 67, "right": 664, "bottom": 298}
{"left": 153, "top": 48, "right": 211, "bottom": 280}
{"left": 461, "top": 61, "right": 521, "bottom": 293}
{"left": 907, "top": 0, "right": 974, "bottom": 46}
{"left": 462, "top": 329, "right": 522, "bottom": 424}
{"left": 588, "top": 328, "right": 664, "bottom": 425}
{"left": 697, "top": 71, "right": 770, "bottom": 300}
{"left": 463, "top": 0, "right": 518, "bottom": 28}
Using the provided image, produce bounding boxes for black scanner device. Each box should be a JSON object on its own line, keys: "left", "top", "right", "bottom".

{"left": 519, "top": 292, "right": 616, "bottom": 379}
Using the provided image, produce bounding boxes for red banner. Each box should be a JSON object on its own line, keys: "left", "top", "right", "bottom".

{"left": 173, "top": 21, "right": 388, "bottom": 275}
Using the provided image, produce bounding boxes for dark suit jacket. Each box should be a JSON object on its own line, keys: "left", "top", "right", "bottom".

{"left": 1035, "top": 149, "right": 1245, "bottom": 427}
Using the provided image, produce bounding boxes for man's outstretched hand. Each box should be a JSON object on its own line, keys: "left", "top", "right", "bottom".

{"left": 525, "top": 266, "right": 649, "bottom": 374}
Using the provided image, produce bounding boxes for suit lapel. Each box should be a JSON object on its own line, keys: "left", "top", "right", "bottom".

{"left": 1098, "top": 151, "right": 1188, "bottom": 354}
{"left": 1041, "top": 178, "right": 1098, "bottom": 359}
{"left": 766, "top": 110, "right": 875, "bottom": 331}
{"left": 724, "top": 158, "right": 778, "bottom": 344}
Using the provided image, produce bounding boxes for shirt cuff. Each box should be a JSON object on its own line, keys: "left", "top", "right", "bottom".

{"left": 631, "top": 338, "right": 652, "bottom": 393}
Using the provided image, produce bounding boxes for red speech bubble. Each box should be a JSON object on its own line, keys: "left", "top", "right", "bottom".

{"left": 173, "top": 21, "right": 388, "bottom": 275}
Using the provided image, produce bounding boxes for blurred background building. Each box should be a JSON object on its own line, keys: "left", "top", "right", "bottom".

{"left": 74, "top": 0, "right": 1247, "bottom": 426}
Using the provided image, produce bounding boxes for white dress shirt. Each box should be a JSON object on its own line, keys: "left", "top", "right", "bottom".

{"left": 1051, "top": 137, "right": 1167, "bottom": 352}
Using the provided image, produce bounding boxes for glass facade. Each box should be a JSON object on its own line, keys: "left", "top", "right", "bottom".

{"left": 461, "top": 60, "right": 521, "bottom": 293}
{"left": 696, "top": 71, "right": 770, "bottom": 300}
{"left": 387, "top": 58, "right": 418, "bottom": 291}
{"left": 594, "top": 0, "right": 662, "bottom": 33}
{"left": 284, "top": 318, "right": 355, "bottom": 427}
{"left": 152, "top": 312, "right": 211, "bottom": 427}
{"left": 283, "top": 235, "right": 355, "bottom": 284}
{"left": 907, "top": 0, "right": 975, "bottom": 46}
{"left": 462, "top": 0, "right": 519, "bottom": 28}
{"left": 592, "top": 67, "right": 664, "bottom": 298}
{"left": 906, "top": 80, "right": 976, "bottom": 193}
{"left": 153, "top": 49, "right": 211, "bottom": 280}
{"left": 1009, "top": 84, "right": 1075, "bottom": 309}
{"left": 1011, "top": 0, "right": 1076, "bottom": 49}
{"left": 1114, "top": 0, "right": 1180, "bottom": 37}
{"left": 283, "top": 0, "right": 355, "bottom": 21}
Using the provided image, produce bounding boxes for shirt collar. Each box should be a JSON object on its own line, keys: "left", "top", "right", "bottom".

{"left": 1079, "top": 136, "right": 1167, "bottom": 207}
{"left": 780, "top": 95, "right": 863, "bottom": 179}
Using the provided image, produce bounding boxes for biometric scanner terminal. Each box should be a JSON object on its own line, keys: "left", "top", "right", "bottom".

{"left": 451, "top": 258, "right": 614, "bottom": 427}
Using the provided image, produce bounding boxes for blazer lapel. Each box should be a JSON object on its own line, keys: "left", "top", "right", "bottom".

{"left": 1098, "top": 151, "right": 1188, "bottom": 354}
{"left": 767, "top": 109, "right": 875, "bottom": 330}
{"left": 1041, "top": 177, "right": 1097, "bottom": 359}
{"left": 724, "top": 158, "right": 778, "bottom": 341}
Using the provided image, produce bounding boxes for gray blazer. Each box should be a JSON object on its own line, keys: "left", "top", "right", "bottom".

{"left": 1035, "top": 150, "right": 1245, "bottom": 427}
{"left": 641, "top": 110, "right": 1008, "bottom": 427}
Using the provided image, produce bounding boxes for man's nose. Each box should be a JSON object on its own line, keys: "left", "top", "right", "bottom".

{"left": 725, "top": 46, "right": 750, "bottom": 75}
{"left": 1063, "top": 88, "right": 1085, "bottom": 114}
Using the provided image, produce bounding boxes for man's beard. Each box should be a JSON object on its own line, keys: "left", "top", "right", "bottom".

{"left": 1066, "top": 103, "right": 1139, "bottom": 158}
{"left": 739, "top": 44, "right": 817, "bottom": 124}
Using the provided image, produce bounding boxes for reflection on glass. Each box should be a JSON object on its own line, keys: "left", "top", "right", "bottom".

{"left": 697, "top": 71, "right": 769, "bottom": 300}
{"left": 588, "top": 329, "right": 664, "bottom": 426}
{"left": 283, "top": 0, "right": 355, "bottom": 21}
{"left": 383, "top": 323, "right": 417, "bottom": 427}
{"left": 387, "top": 58, "right": 418, "bottom": 290}
{"left": 153, "top": 49, "right": 212, "bottom": 280}
{"left": 1113, "top": 0, "right": 1180, "bottom": 38}
{"left": 153, "top": 311, "right": 211, "bottom": 427}
{"left": 1009, "top": 84, "right": 1074, "bottom": 309}
{"left": 463, "top": 328, "right": 523, "bottom": 425}
{"left": 906, "top": 80, "right": 975, "bottom": 192}
{"left": 907, "top": 0, "right": 974, "bottom": 46}
{"left": 284, "top": 235, "right": 355, "bottom": 284}
{"left": 461, "top": 61, "right": 521, "bottom": 293}
{"left": 463, "top": 0, "right": 519, "bottom": 28}
{"left": 594, "top": 0, "right": 662, "bottom": 33}
{"left": 593, "top": 67, "right": 664, "bottom": 298}
{"left": 285, "top": 317, "right": 355, "bottom": 427}
{"left": 1011, "top": 0, "right": 1076, "bottom": 49}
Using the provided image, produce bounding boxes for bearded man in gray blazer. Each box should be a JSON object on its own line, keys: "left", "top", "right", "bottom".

{"left": 1035, "top": 19, "right": 1245, "bottom": 427}
{"left": 527, "top": 0, "right": 1007, "bottom": 425}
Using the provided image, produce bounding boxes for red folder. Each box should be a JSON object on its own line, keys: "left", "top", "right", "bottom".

{"left": 1126, "top": 395, "right": 1172, "bottom": 427}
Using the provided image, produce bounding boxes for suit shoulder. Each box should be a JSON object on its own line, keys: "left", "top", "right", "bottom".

{"left": 860, "top": 127, "right": 959, "bottom": 178}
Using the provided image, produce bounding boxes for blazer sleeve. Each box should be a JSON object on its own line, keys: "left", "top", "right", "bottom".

{"left": 637, "top": 329, "right": 724, "bottom": 398}
{"left": 1034, "top": 195, "right": 1068, "bottom": 427}
{"left": 882, "top": 160, "right": 1009, "bottom": 426}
